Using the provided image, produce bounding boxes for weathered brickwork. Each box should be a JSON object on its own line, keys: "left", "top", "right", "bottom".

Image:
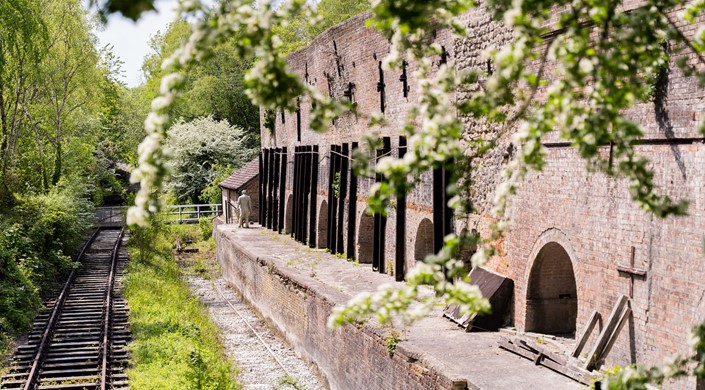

{"left": 214, "top": 222, "right": 468, "bottom": 390}
{"left": 250, "top": 5, "right": 705, "bottom": 388}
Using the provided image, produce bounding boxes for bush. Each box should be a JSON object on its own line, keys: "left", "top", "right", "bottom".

{"left": 199, "top": 218, "right": 213, "bottom": 241}
{"left": 0, "top": 189, "right": 94, "bottom": 357}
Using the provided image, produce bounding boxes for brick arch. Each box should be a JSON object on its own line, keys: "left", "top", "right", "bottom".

{"left": 357, "top": 212, "right": 374, "bottom": 264}
{"left": 523, "top": 229, "right": 579, "bottom": 335}
{"left": 284, "top": 194, "right": 294, "bottom": 234}
{"left": 317, "top": 200, "right": 328, "bottom": 249}
{"left": 414, "top": 218, "right": 434, "bottom": 262}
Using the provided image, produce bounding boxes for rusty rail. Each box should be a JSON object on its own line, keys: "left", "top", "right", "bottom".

{"left": 1, "top": 228, "right": 130, "bottom": 390}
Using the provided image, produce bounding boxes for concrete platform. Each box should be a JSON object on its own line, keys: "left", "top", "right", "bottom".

{"left": 215, "top": 222, "right": 584, "bottom": 390}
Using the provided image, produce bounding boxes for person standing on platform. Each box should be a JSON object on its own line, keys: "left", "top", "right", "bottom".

{"left": 237, "top": 189, "right": 252, "bottom": 228}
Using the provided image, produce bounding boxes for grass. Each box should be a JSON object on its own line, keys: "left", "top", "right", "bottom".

{"left": 125, "top": 220, "right": 240, "bottom": 390}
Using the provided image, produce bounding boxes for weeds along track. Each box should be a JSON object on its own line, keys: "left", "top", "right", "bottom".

{"left": 1, "top": 228, "right": 130, "bottom": 390}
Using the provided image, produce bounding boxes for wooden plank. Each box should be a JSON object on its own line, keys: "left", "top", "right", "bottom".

{"left": 498, "top": 338, "right": 538, "bottom": 361}
{"left": 499, "top": 338, "right": 594, "bottom": 385}
{"left": 572, "top": 310, "right": 601, "bottom": 358}
{"left": 521, "top": 339, "right": 568, "bottom": 365}
{"left": 616, "top": 265, "right": 647, "bottom": 276}
{"left": 595, "top": 306, "right": 632, "bottom": 369}
{"left": 584, "top": 295, "right": 629, "bottom": 371}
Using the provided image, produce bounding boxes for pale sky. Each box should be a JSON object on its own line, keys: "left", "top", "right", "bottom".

{"left": 94, "top": 0, "right": 180, "bottom": 87}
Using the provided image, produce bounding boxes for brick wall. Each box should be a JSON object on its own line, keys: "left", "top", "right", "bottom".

{"left": 214, "top": 223, "right": 467, "bottom": 390}
{"left": 251, "top": 5, "right": 705, "bottom": 384}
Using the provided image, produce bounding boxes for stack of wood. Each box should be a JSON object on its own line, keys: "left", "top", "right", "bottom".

{"left": 499, "top": 294, "right": 632, "bottom": 385}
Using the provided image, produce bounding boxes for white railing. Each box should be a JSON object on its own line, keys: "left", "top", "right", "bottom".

{"left": 164, "top": 204, "right": 222, "bottom": 224}
{"left": 95, "top": 204, "right": 222, "bottom": 226}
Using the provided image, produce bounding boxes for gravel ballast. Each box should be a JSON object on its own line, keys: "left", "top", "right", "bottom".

{"left": 187, "top": 273, "right": 326, "bottom": 390}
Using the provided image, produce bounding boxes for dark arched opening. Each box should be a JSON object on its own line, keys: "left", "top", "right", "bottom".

{"left": 284, "top": 194, "right": 294, "bottom": 234}
{"left": 317, "top": 200, "right": 328, "bottom": 249}
{"left": 357, "top": 212, "right": 374, "bottom": 263}
{"left": 414, "top": 218, "right": 434, "bottom": 262}
{"left": 525, "top": 242, "right": 578, "bottom": 335}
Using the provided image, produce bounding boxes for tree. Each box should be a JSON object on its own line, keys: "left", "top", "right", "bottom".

{"left": 141, "top": 19, "right": 261, "bottom": 149}
{"left": 0, "top": 0, "right": 47, "bottom": 205}
{"left": 165, "top": 116, "right": 256, "bottom": 204}
{"left": 39, "top": 0, "right": 101, "bottom": 186}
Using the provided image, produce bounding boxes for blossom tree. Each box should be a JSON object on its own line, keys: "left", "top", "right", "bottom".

{"left": 112, "top": 0, "right": 705, "bottom": 386}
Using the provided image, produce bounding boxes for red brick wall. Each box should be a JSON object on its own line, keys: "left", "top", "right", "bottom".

{"left": 214, "top": 223, "right": 468, "bottom": 390}
{"left": 253, "top": 5, "right": 705, "bottom": 383}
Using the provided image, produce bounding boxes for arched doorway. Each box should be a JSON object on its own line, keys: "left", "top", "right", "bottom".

{"left": 414, "top": 218, "right": 434, "bottom": 262}
{"left": 357, "top": 212, "right": 374, "bottom": 263}
{"left": 317, "top": 200, "right": 328, "bottom": 249}
{"left": 284, "top": 194, "right": 294, "bottom": 234}
{"left": 525, "top": 242, "right": 578, "bottom": 335}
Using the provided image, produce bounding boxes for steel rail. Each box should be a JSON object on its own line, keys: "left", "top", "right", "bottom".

{"left": 210, "top": 275, "right": 292, "bottom": 377}
{"left": 21, "top": 228, "right": 102, "bottom": 390}
{"left": 100, "top": 228, "right": 124, "bottom": 390}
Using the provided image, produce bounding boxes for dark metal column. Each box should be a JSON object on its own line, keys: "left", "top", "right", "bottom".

{"left": 309, "top": 146, "right": 319, "bottom": 248}
{"left": 267, "top": 148, "right": 275, "bottom": 229}
{"left": 395, "top": 136, "right": 407, "bottom": 282}
{"left": 278, "top": 147, "right": 287, "bottom": 232}
{"left": 443, "top": 161, "right": 454, "bottom": 240}
{"left": 433, "top": 166, "right": 444, "bottom": 254}
{"left": 329, "top": 145, "right": 339, "bottom": 252}
{"left": 326, "top": 146, "right": 335, "bottom": 251}
{"left": 293, "top": 147, "right": 301, "bottom": 240}
{"left": 272, "top": 148, "right": 280, "bottom": 231}
{"left": 378, "top": 137, "right": 390, "bottom": 274}
{"left": 258, "top": 152, "right": 264, "bottom": 223}
{"left": 302, "top": 146, "right": 311, "bottom": 245}
{"left": 346, "top": 142, "right": 358, "bottom": 260}
{"left": 336, "top": 144, "right": 349, "bottom": 255}
{"left": 262, "top": 149, "right": 269, "bottom": 227}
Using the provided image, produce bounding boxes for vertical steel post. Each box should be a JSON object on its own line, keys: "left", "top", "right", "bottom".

{"left": 395, "top": 136, "right": 407, "bottom": 281}
{"left": 326, "top": 145, "right": 335, "bottom": 251}
{"left": 346, "top": 142, "right": 358, "bottom": 260}
{"left": 278, "top": 147, "right": 287, "bottom": 232}
{"left": 336, "top": 143, "right": 349, "bottom": 255}
{"left": 309, "top": 146, "right": 319, "bottom": 248}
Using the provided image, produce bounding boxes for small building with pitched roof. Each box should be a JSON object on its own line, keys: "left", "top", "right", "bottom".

{"left": 219, "top": 158, "right": 260, "bottom": 224}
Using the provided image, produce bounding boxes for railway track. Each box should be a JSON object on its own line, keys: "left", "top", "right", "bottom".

{"left": 1, "top": 228, "right": 131, "bottom": 390}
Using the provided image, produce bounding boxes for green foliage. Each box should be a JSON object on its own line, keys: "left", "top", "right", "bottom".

{"left": 141, "top": 19, "right": 261, "bottom": 150}
{"left": 331, "top": 172, "right": 341, "bottom": 199}
{"left": 274, "top": 0, "right": 371, "bottom": 56}
{"left": 200, "top": 163, "right": 234, "bottom": 205}
{"left": 385, "top": 330, "right": 400, "bottom": 358}
{"left": 274, "top": 375, "right": 306, "bottom": 390}
{"left": 0, "top": 189, "right": 94, "bottom": 358}
{"left": 199, "top": 217, "right": 213, "bottom": 241}
{"left": 88, "top": 0, "right": 156, "bottom": 22}
{"left": 263, "top": 109, "right": 276, "bottom": 136}
{"left": 1, "top": 0, "right": 117, "bottom": 205}
{"left": 125, "top": 222, "right": 239, "bottom": 390}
